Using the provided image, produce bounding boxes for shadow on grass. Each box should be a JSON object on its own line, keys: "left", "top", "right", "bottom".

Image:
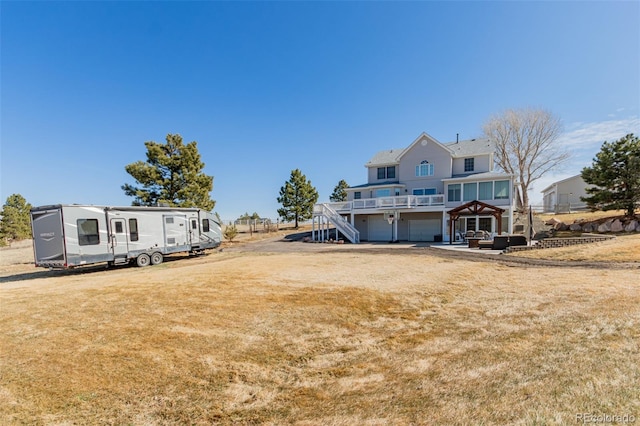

{"left": 0, "top": 253, "right": 208, "bottom": 284}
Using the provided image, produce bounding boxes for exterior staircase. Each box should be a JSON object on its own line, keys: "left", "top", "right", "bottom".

{"left": 314, "top": 203, "right": 360, "bottom": 243}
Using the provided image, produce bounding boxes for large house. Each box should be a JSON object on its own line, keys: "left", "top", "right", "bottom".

{"left": 313, "top": 132, "right": 516, "bottom": 243}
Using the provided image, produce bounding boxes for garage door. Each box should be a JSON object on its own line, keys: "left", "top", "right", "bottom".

{"left": 368, "top": 216, "right": 393, "bottom": 241}
{"left": 409, "top": 219, "right": 441, "bottom": 242}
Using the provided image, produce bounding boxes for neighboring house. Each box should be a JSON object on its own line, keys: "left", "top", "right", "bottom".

{"left": 541, "top": 174, "right": 591, "bottom": 213}
{"left": 313, "top": 132, "right": 516, "bottom": 242}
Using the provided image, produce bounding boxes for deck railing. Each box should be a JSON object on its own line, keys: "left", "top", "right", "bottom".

{"left": 323, "top": 194, "right": 445, "bottom": 212}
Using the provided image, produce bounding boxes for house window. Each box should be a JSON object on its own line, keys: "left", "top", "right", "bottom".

{"left": 494, "top": 180, "right": 510, "bottom": 199}
{"left": 479, "top": 218, "right": 492, "bottom": 232}
{"left": 463, "top": 183, "right": 477, "bottom": 201}
{"left": 413, "top": 188, "right": 437, "bottom": 196}
{"left": 129, "top": 219, "right": 139, "bottom": 241}
{"left": 415, "top": 160, "right": 434, "bottom": 177}
{"left": 448, "top": 184, "right": 461, "bottom": 202}
{"left": 377, "top": 166, "right": 396, "bottom": 179}
{"left": 376, "top": 189, "right": 391, "bottom": 197}
{"left": 354, "top": 192, "right": 362, "bottom": 199}
{"left": 464, "top": 158, "right": 475, "bottom": 172}
{"left": 386, "top": 166, "right": 395, "bottom": 179}
{"left": 478, "top": 182, "right": 493, "bottom": 200}
{"left": 77, "top": 219, "right": 100, "bottom": 246}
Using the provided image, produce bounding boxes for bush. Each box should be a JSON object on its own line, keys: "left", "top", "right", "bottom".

{"left": 223, "top": 224, "right": 238, "bottom": 242}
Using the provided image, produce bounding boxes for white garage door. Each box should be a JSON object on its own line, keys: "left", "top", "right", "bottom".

{"left": 368, "top": 216, "right": 393, "bottom": 241}
{"left": 409, "top": 219, "right": 441, "bottom": 242}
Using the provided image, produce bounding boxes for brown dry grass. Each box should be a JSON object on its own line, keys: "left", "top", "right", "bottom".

{"left": 1, "top": 245, "right": 639, "bottom": 425}
{"left": 507, "top": 233, "right": 640, "bottom": 263}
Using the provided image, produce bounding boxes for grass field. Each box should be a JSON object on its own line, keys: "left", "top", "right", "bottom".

{"left": 1, "top": 237, "right": 639, "bottom": 424}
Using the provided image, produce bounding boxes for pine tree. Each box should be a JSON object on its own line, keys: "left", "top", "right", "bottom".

{"left": 122, "top": 133, "right": 215, "bottom": 210}
{"left": 0, "top": 194, "right": 33, "bottom": 244}
{"left": 329, "top": 179, "right": 349, "bottom": 202}
{"left": 581, "top": 133, "right": 639, "bottom": 218}
{"left": 277, "top": 169, "right": 319, "bottom": 228}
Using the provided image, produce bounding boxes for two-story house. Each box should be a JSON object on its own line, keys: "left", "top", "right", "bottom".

{"left": 312, "top": 132, "right": 515, "bottom": 243}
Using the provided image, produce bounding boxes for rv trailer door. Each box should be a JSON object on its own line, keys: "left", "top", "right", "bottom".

{"left": 110, "top": 218, "right": 129, "bottom": 257}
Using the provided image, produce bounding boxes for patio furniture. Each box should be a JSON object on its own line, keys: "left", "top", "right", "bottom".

{"left": 467, "top": 237, "right": 482, "bottom": 248}
{"left": 477, "top": 240, "right": 494, "bottom": 249}
{"left": 478, "top": 235, "right": 529, "bottom": 250}
{"left": 464, "top": 230, "right": 475, "bottom": 242}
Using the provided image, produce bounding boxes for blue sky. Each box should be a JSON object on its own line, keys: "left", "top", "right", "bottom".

{"left": 2, "top": 1, "right": 638, "bottom": 221}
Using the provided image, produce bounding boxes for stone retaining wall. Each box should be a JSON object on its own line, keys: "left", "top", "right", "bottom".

{"left": 505, "top": 234, "right": 615, "bottom": 253}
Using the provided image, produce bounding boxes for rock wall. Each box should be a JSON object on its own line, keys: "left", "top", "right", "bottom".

{"left": 545, "top": 216, "right": 640, "bottom": 234}
{"left": 505, "top": 234, "right": 616, "bottom": 253}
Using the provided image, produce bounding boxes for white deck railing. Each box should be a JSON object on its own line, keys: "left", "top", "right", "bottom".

{"left": 322, "top": 194, "right": 445, "bottom": 212}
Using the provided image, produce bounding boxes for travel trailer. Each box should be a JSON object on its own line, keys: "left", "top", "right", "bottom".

{"left": 30, "top": 204, "right": 222, "bottom": 269}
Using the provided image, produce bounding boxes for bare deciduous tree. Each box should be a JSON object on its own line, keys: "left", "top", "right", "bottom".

{"left": 483, "top": 108, "right": 568, "bottom": 212}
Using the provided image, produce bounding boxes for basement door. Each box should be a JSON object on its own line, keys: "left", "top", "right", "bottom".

{"left": 368, "top": 216, "right": 393, "bottom": 242}
{"left": 408, "top": 219, "right": 441, "bottom": 242}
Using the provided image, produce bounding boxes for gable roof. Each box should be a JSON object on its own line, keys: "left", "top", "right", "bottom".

{"left": 444, "top": 137, "right": 494, "bottom": 157}
{"left": 365, "top": 134, "right": 495, "bottom": 167}
{"left": 365, "top": 149, "right": 404, "bottom": 167}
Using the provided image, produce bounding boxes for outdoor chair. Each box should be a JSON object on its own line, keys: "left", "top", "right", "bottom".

{"left": 475, "top": 230, "right": 489, "bottom": 239}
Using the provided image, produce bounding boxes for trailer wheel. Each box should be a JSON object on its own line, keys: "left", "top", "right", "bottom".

{"left": 150, "top": 252, "right": 163, "bottom": 265}
{"left": 136, "top": 253, "right": 151, "bottom": 267}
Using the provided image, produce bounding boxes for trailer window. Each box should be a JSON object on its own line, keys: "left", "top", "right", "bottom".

{"left": 115, "top": 221, "right": 124, "bottom": 233}
{"left": 191, "top": 219, "right": 197, "bottom": 230}
{"left": 129, "top": 219, "right": 139, "bottom": 241}
{"left": 202, "top": 219, "right": 210, "bottom": 233}
{"left": 77, "top": 219, "right": 100, "bottom": 245}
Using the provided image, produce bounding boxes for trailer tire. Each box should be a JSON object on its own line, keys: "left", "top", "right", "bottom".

{"left": 150, "top": 252, "right": 163, "bottom": 265}
{"left": 136, "top": 253, "right": 151, "bottom": 267}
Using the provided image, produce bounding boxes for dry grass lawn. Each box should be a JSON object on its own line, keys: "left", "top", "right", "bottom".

{"left": 507, "top": 233, "right": 640, "bottom": 263}
{"left": 1, "top": 236, "right": 639, "bottom": 425}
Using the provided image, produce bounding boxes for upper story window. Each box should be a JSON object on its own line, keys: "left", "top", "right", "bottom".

{"left": 377, "top": 166, "right": 396, "bottom": 180}
{"left": 478, "top": 182, "right": 493, "bottom": 200}
{"left": 464, "top": 158, "right": 475, "bottom": 172}
{"left": 463, "top": 182, "right": 477, "bottom": 201}
{"left": 376, "top": 189, "right": 391, "bottom": 197}
{"left": 448, "top": 184, "right": 461, "bottom": 202}
{"left": 354, "top": 192, "right": 362, "bottom": 199}
{"left": 415, "top": 160, "right": 434, "bottom": 177}
{"left": 494, "top": 180, "right": 510, "bottom": 199}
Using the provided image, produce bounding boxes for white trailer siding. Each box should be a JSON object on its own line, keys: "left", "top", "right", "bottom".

{"left": 31, "top": 205, "right": 222, "bottom": 269}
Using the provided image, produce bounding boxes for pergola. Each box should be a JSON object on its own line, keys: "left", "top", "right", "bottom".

{"left": 446, "top": 200, "right": 505, "bottom": 244}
